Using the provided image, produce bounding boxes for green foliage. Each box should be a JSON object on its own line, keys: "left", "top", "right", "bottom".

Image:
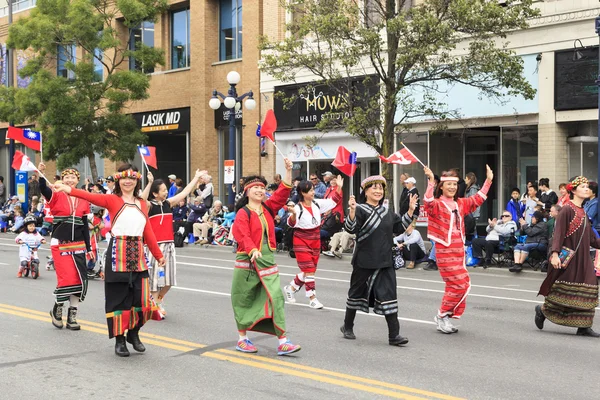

{"left": 1, "top": 0, "right": 168, "bottom": 176}
{"left": 260, "top": 0, "right": 540, "bottom": 192}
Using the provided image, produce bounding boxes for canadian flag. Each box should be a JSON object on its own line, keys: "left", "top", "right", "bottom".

{"left": 12, "top": 150, "right": 38, "bottom": 172}
{"left": 379, "top": 148, "right": 419, "bottom": 165}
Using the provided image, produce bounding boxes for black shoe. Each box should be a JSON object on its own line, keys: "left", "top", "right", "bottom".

{"left": 389, "top": 335, "right": 409, "bottom": 346}
{"left": 50, "top": 303, "right": 64, "bottom": 329}
{"left": 340, "top": 325, "right": 356, "bottom": 340}
{"left": 115, "top": 335, "right": 130, "bottom": 357}
{"left": 475, "top": 259, "right": 485, "bottom": 268}
{"left": 534, "top": 305, "right": 545, "bottom": 330}
{"left": 424, "top": 262, "right": 438, "bottom": 271}
{"left": 66, "top": 306, "right": 81, "bottom": 330}
{"left": 87, "top": 271, "right": 96, "bottom": 279}
{"left": 126, "top": 328, "right": 146, "bottom": 352}
{"left": 484, "top": 260, "right": 492, "bottom": 269}
{"left": 509, "top": 263, "right": 522, "bottom": 272}
{"left": 576, "top": 328, "right": 600, "bottom": 337}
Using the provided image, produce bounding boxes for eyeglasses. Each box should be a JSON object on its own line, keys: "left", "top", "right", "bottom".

{"left": 310, "top": 178, "right": 318, "bottom": 181}
{"left": 502, "top": 215, "right": 511, "bottom": 218}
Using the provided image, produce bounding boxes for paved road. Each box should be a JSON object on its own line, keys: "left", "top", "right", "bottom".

{"left": 0, "top": 233, "right": 598, "bottom": 399}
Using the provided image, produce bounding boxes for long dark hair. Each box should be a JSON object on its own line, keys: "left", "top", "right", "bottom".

{"left": 235, "top": 175, "right": 267, "bottom": 212}
{"left": 113, "top": 164, "right": 142, "bottom": 198}
{"left": 297, "top": 180, "right": 314, "bottom": 204}
{"left": 150, "top": 179, "right": 166, "bottom": 200}
{"left": 437, "top": 170, "right": 459, "bottom": 201}
{"left": 465, "top": 172, "right": 477, "bottom": 190}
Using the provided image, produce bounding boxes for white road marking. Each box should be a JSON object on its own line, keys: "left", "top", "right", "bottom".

{"left": 173, "top": 286, "right": 436, "bottom": 325}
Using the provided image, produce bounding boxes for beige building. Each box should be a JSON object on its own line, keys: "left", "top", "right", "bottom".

{"left": 0, "top": 0, "right": 264, "bottom": 207}
{"left": 260, "top": 0, "right": 600, "bottom": 224}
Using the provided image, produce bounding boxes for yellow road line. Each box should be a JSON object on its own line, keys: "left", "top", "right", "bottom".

{"left": 0, "top": 304, "right": 463, "bottom": 400}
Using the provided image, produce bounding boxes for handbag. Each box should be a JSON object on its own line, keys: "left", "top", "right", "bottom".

{"left": 557, "top": 217, "right": 586, "bottom": 269}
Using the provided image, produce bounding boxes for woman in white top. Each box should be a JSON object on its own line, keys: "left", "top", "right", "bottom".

{"left": 284, "top": 175, "right": 343, "bottom": 309}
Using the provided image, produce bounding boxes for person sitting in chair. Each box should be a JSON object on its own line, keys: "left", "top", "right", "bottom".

{"left": 510, "top": 211, "right": 548, "bottom": 273}
{"left": 471, "top": 211, "right": 517, "bottom": 268}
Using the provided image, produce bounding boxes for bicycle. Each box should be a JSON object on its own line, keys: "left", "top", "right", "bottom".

{"left": 18, "top": 242, "right": 42, "bottom": 279}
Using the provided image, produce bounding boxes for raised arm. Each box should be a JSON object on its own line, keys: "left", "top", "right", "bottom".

{"left": 37, "top": 162, "right": 53, "bottom": 201}
{"left": 265, "top": 158, "right": 293, "bottom": 214}
{"left": 140, "top": 171, "right": 154, "bottom": 202}
{"left": 344, "top": 195, "right": 358, "bottom": 234}
{"left": 169, "top": 169, "right": 206, "bottom": 207}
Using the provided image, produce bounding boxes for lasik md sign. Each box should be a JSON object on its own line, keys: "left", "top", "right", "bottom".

{"left": 133, "top": 108, "right": 190, "bottom": 133}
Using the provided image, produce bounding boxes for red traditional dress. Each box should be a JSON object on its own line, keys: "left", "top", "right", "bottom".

{"left": 424, "top": 179, "right": 491, "bottom": 318}
{"left": 39, "top": 178, "right": 91, "bottom": 304}
{"left": 147, "top": 201, "right": 177, "bottom": 292}
{"left": 68, "top": 189, "right": 164, "bottom": 338}
{"left": 287, "top": 191, "right": 341, "bottom": 298}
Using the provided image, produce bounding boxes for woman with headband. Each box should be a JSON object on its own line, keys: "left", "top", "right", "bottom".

{"left": 537, "top": 176, "right": 600, "bottom": 337}
{"left": 231, "top": 158, "right": 301, "bottom": 356}
{"left": 341, "top": 175, "right": 416, "bottom": 346}
{"left": 423, "top": 164, "right": 494, "bottom": 334}
{"left": 38, "top": 163, "right": 92, "bottom": 332}
{"left": 54, "top": 164, "right": 165, "bottom": 357}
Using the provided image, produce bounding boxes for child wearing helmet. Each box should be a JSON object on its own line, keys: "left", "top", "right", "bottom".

{"left": 16, "top": 216, "right": 46, "bottom": 277}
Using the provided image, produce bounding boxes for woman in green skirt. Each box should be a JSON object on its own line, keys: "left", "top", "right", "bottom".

{"left": 231, "top": 157, "right": 301, "bottom": 355}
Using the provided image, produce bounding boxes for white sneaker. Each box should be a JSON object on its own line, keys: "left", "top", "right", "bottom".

{"left": 434, "top": 315, "right": 457, "bottom": 334}
{"left": 184, "top": 237, "right": 189, "bottom": 244}
{"left": 309, "top": 298, "right": 324, "bottom": 309}
{"left": 323, "top": 251, "right": 335, "bottom": 257}
{"left": 283, "top": 285, "right": 296, "bottom": 303}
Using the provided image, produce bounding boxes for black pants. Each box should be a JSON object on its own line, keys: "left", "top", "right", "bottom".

{"left": 472, "top": 238, "right": 499, "bottom": 261}
{"left": 401, "top": 244, "right": 426, "bottom": 262}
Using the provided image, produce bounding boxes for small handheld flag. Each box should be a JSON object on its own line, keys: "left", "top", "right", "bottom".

{"left": 12, "top": 150, "right": 37, "bottom": 172}
{"left": 259, "top": 109, "right": 277, "bottom": 142}
{"left": 332, "top": 146, "right": 357, "bottom": 177}
{"left": 379, "top": 144, "right": 424, "bottom": 167}
{"left": 138, "top": 145, "right": 157, "bottom": 169}
{"left": 7, "top": 127, "right": 42, "bottom": 152}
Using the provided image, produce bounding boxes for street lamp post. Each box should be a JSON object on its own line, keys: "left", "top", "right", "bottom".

{"left": 596, "top": 16, "right": 600, "bottom": 225}
{"left": 209, "top": 71, "right": 256, "bottom": 203}
{"left": 7, "top": 0, "right": 15, "bottom": 196}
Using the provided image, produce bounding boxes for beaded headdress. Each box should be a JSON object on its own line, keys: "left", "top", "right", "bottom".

{"left": 566, "top": 176, "right": 588, "bottom": 192}
{"left": 113, "top": 169, "right": 142, "bottom": 180}
{"left": 361, "top": 175, "right": 386, "bottom": 190}
{"left": 61, "top": 168, "right": 80, "bottom": 180}
{"left": 244, "top": 178, "right": 266, "bottom": 193}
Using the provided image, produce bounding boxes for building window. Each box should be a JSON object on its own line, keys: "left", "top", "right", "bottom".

{"left": 130, "top": 21, "right": 155, "bottom": 73}
{"left": 219, "top": 0, "right": 242, "bottom": 61}
{"left": 57, "top": 44, "right": 76, "bottom": 79}
{"left": 93, "top": 48, "right": 103, "bottom": 82}
{"left": 364, "top": 0, "right": 382, "bottom": 28}
{"left": 171, "top": 8, "right": 190, "bottom": 69}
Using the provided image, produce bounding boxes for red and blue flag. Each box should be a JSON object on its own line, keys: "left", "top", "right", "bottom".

{"left": 332, "top": 146, "right": 357, "bottom": 177}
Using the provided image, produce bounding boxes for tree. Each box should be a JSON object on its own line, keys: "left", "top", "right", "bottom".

{"left": 0, "top": 0, "right": 168, "bottom": 179}
{"left": 259, "top": 0, "right": 539, "bottom": 196}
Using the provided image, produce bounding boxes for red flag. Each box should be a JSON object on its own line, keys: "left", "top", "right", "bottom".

{"left": 332, "top": 146, "right": 357, "bottom": 177}
{"left": 260, "top": 109, "right": 277, "bottom": 142}
{"left": 7, "top": 126, "right": 41, "bottom": 151}
{"left": 379, "top": 148, "right": 419, "bottom": 165}
{"left": 12, "top": 150, "right": 38, "bottom": 172}
{"left": 138, "top": 146, "right": 158, "bottom": 169}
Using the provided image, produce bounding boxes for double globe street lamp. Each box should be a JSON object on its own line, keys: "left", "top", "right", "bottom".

{"left": 209, "top": 71, "right": 256, "bottom": 203}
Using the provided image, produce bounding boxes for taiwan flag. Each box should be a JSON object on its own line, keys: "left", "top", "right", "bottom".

{"left": 138, "top": 145, "right": 158, "bottom": 169}
{"left": 259, "top": 109, "right": 277, "bottom": 142}
{"left": 7, "top": 127, "right": 41, "bottom": 151}
{"left": 332, "top": 146, "right": 357, "bottom": 177}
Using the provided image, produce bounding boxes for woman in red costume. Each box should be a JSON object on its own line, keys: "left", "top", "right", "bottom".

{"left": 423, "top": 164, "right": 493, "bottom": 334}
{"left": 38, "top": 163, "right": 92, "bottom": 331}
{"left": 54, "top": 164, "right": 165, "bottom": 357}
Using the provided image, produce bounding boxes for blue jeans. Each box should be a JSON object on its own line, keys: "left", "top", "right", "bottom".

{"left": 429, "top": 242, "right": 436, "bottom": 262}
{"left": 514, "top": 243, "right": 546, "bottom": 255}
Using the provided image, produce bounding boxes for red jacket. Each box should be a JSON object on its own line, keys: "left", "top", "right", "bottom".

{"left": 324, "top": 185, "right": 344, "bottom": 223}
{"left": 69, "top": 188, "right": 163, "bottom": 261}
{"left": 232, "top": 182, "right": 291, "bottom": 257}
{"left": 424, "top": 179, "right": 491, "bottom": 247}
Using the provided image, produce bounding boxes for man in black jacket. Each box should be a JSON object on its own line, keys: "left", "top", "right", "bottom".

{"left": 538, "top": 178, "right": 558, "bottom": 211}
{"left": 399, "top": 177, "right": 420, "bottom": 220}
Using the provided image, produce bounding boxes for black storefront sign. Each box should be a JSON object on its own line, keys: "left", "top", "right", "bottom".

{"left": 133, "top": 107, "right": 190, "bottom": 132}
{"left": 214, "top": 104, "right": 243, "bottom": 129}
{"left": 274, "top": 75, "right": 379, "bottom": 131}
{"left": 555, "top": 46, "right": 599, "bottom": 111}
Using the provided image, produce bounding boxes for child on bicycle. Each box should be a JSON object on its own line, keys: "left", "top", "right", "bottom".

{"left": 16, "top": 216, "right": 46, "bottom": 277}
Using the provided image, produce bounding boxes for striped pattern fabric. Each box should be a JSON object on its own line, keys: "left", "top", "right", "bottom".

{"left": 355, "top": 204, "right": 387, "bottom": 242}
{"left": 148, "top": 242, "right": 176, "bottom": 291}
{"left": 346, "top": 267, "right": 398, "bottom": 315}
{"left": 293, "top": 227, "right": 321, "bottom": 273}
{"left": 53, "top": 216, "right": 84, "bottom": 225}
{"left": 111, "top": 236, "right": 146, "bottom": 272}
{"left": 543, "top": 281, "right": 599, "bottom": 328}
{"left": 58, "top": 240, "right": 87, "bottom": 255}
{"left": 436, "top": 232, "right": 471, "bottom": 318}
{"left": 105, "top": 277, "right": 159, "bottom": 337}
{"left": 51, "top": 245, "right": 88, "bottom": 303}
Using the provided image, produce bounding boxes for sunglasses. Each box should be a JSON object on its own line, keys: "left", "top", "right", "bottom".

{"left": 310, "top": 178, "right": 318, "bottom": 181}
{"left": 502, "top": 214, "right": 511, "bottom": 218}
